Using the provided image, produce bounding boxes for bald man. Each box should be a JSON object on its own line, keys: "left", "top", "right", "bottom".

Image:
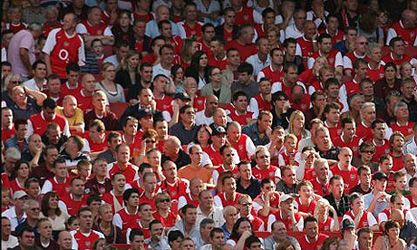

{"left": 146, "top": 5, "right": 180, "bottom": 38}
{"left": 73, "top": 74, "right": 96, "bottom": 113}
{"left": 387, "top": 9, "right": 417, "bottom": 45}
{"left": 57, "top": 231, "right": 73, "bottom": 250}
{"left": 56, "top": 95, "right": 85, "bottom": 133}
{"left": 196, "top": 95, "right": 219, "bottom": 126}
{"left": 330, "top": 147, "right": 359, "bottom": 193}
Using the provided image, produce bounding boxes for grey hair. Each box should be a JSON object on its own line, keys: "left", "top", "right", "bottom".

{"left": 5, "top": 147, "right": 21, "bottom": 160}
{"left": 200, "top": 218, "right": 215, "bottom": 230}
{"left": 360, "top": 102, "right": 375, "bottom": 117}
{"left": 45, "top": 5, "right": 59, "bottom": 16}
{"left": 166, "top": 136, "right": 181, "bottom": 148}
{"left": 222, "top": 206, "right": 237, "bottom": 218}
{"left": 348, "top": 94, "right": 364, "bottom": 107}
{"left": 3, "top": 73, "right": 22, "bottom": 92}
{"left": 393, "top": 101, "right": 408, "bottom": 114}
{"left": 27, "top": 23, "right": 42, "bottom": 32}
{"left": 367, "top": 42, "right": 381, "bottom": 54}
{"left": 23, "top": 199, "right": 39, "bottom": 211}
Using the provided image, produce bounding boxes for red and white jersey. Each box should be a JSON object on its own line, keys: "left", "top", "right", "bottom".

{"left": 139, "top": 192, "right": 158, "bottom": 211}
{"left": 70, "top": 229, "right": 105, "bottom": 250}
{"left": 228, "top": 134, "right": 256, "bottom": 162}
{"left": 252, "top": 165, "right": 281, "bottom": 183}
{"left": 318, "top": 217, "right": 334, "bottom": 232}
{"left": 319, "top": 29, "right": 344, "bottom": 46}
{"left": 9, "top": 179, "right": 25, "bottom": 192}
{"left": 378, "top": 207, "right": 411, "bottom": 224}
{"left": 226, "top": 40, "right": 258, "bottom": 61}
{"left": 255, "top": 24, "right": 268, "bottom": 38}
{"left": 73, "top": 90, "right": 93, "bottom": 113}
{"left": 405, "top": 195, "right": 417, "bottom": 209}
{"left": 102, "top": 191, "right": 124, "bottom": 213}
{"left": 372, "top": 139, "right": 391, "bottom": 162}
{"left": 390, "top": 121, "right": 415, "bottom": 138}
{"left": 343, "top": 79, "right": 361, "bottom": 96}
{"left": 290, "top": 94, "right": 311, "bottom": 113}
{"left": 249, "top": 94, "right": 272, "bottom": 119}
{"left": 311, "top": 178, "right": 330, "bottom": 197}
{"left": 42, "top": 22, "right": 63, "bottom": 38}
{"left": 296, "top": 36, "right": 314, "bottom": 60}
{"left": 60, "top": 81, "right": 83, "bottom": 97}
{"left": 204, "top": 145, "right": 223, "bottom": 166}
{"left": 207, "top": 55, "right": 228, "bottom": 70}
{"left": 257, "top": 65, "right": 284, "bottom": 83}
{"left": 106, "top": 162, "right": 139, "bottom": 184}
{"left": 228, "top": 110, "right": 255, "bottom": 126}
{"left": 271, "top": 80, "right": 307, "bottom": 97}
{"left": 267, "top": 210, "right": 304, "bottom": 232}
{"left": 356, "top": 122, "right": 373, "bottom": 142}
{"left": 234, "top": 6, "right": 256, "bottom": 26}
{"left": 343, "top": 51, "right": 368, "bottom": 71}
{"left": 213, "top": 192, "right": 243, "bottom": 208}
{"left": 307, "top": 50, "right": 343, "bottom": 70}
{"left": 386, "top": 21, "right": 417, "bottom": 45}
{"left": 343, "top": 210, "right": 377, "bottom": 229}
{"left": 27, "top": 111, "right": 70, "bottom": 137}
{"left": 6, "top": 22, "right": 27, "bottom": 34}
{"left": 294, "top": 197, "right": 317, "bottom": 215}
{"left": 333, "top": 135, "right": 361, "bottom": 154}
{"left": 390, "top": 153, "right": 404, "bottom": 172}
{"left": 159, "top": 178, "right": 189, "bottom": 201}
{"left": 178, "top": 193, "right": 200, "bottom": 210}
{"left": 367, "top": 62, "right": 385, "bottom": 82}
{"left": 76, "top": 20, "right": 113, "bottom": 36}
{"left": 113, "top": 207, "right": 140, "bottom": 233}
{"left": 297, "top": 234, "right": 328, "bottom": 250}
{"left": 330, "top": 164, "right": 359, "bottom": 193}
{"left": 41, "top": 177, "right": 71, "bottom": 197}
{"left": 278, "top": 150, "right": 299, "bottom": 167}
{"left": 155, "top": 94, "right": 174, "bottom": 114}
{"left": 42, "top": 28, "right": 85, "bottom": 78}
{"left": 177, "top": 21, "right": 203, "bottom": 39}
{"left": 382, "top": 52, "right": 415, "bottom": 67}
{"left": 253, "top": 192, "right": 280, "bottom": 214}
{"left": 213, "top": 165, "right": 239, "bottom": 185}
{"left": 59, "top": 193, "right": 87, "bottom": 216}
{"left": 308, "top": 81, "right": 326, "bottom": 95}
{"left": 324, "top": 121, "right": 342, "bottom": 144}
{"left": 1, "top": 125, "right": 15, "bottom": 143}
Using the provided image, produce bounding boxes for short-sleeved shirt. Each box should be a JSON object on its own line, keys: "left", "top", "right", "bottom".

{"left": 8, "top": 29, "right": 36, "bottom": 77}
{"left": 55, "top": 106, "right": 84, "bottom": 127}
{"left": 177, "top": 165, "right": 213, "bottom": 184}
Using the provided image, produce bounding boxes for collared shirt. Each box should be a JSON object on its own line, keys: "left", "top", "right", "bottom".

{"left": 264, "top": 235, "right": 301, "bottom": 250}
{"left": 23, "top": 78, "right": 47, "bottom": 92}
{"left": 363, "top": 191, "right": 391, "bottom": 217}
{"left": 196, "top": 206, "right": 225, "bottom": 227}
{"left": 144, "top": 237, "right": 170, "bottom": 250}
{"left": 1, "top": 207, "right": 27, "bottom": 232}
{"left": 242, "top": 123, "right": 270, "bottom": 146}
{"left": 236, "top": 177, "right": 261, "bottom": 199}
{"left": 246, "top": 53, "right": 271, "bottom": 76}
{"left": 168, "top": 220, "right": 200, "bottom": 243}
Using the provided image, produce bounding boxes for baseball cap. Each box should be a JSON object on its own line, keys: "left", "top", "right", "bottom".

{"left": 212, "top": 126, "right": 226, "bottom": 136}
{"left": 373, "top": 172, "right": 388, "bottom": 181}
{"left": 342, "top": 218, "right": 355, "bottom": 230}
{"left": 279, "top": 194, "right": 294, "bottom": 203}
{"left": 174, "top": 92, "right": 191, "bottom": 101}
{"left": 13, "top": 190, "right": 28, "bottom": 200}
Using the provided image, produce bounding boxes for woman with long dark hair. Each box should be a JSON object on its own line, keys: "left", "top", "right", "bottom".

{"left": 225, "top": 217, "right": 254, "bottom": 250}
{"left": 39, "top": 192, "right": 70, "bottom": 235}
{"left": 184, "top": 51, "right": 210, "bottom": 90}
{"left": 9, "top": 160, "right": 30, "bottom": 192}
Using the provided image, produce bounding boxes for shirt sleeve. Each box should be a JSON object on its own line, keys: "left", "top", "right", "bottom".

{"left": 76, "top": 23, "right": 88, "bottom": 34}
{"left": 42, "top": 28, "right": 59, "bottom": 55}
{"left": 367, "top": 212, "right": 377, "bottom": 226}
{"left": 295, "top": 43, "right": 302, "bottom": 57}
{"left": 104, "top": 27, "right": 113, "bottom": 36}
{"left": 386, "top": 28, "right": 397, "bottom": 45}
{"left": 249, "top": 97, "right": 259, "bottom": 118}
{"left": 78, "top": 38, "right": 86, "bottom": 66}
{"left": 41, "top": 180, "right": 53, "bottom": 194}
{"left": 267, "top": 214, "right": 276, "bottom": 232}
{"left": 271, "top": 82, "right": 282, "bottom": 94}
{"left": 177, "top": 196, "right": 187, "bottom": 210}
{"left": 27, "top": 119, "right": 34, "bottom": 137}
{"left": 246, "top": 137, "right": 256, "bottom": 158}
{"left": 307, "top": 57, "right": 315, "bottom": 69}
{"left": 378, "top": 212, "right": 388, "bottom": 224}
{"left": 62, "top": 119, "right": 71, "bottom": 137}
{"left": 213, "top": 195, "right": 223, "bottom": 208}
{"left": 335, "top": 52, "right": 344, "bottom": 68}
{"left": 112, "top": 213, "right": 123, "bottom": 229}
{"left": 343, "top": 56, "right": 353, "bottom": 70}
{"left": 70, "top": 231, "right": 78, "bottom": 250}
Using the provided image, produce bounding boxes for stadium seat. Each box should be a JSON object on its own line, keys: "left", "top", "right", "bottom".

{"left": 109, "top": 102, "right": 130, "bottom": 119}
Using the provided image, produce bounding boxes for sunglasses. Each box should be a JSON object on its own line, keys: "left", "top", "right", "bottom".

{"left": 145, "top": 139, "right": 156, "bottom": 143}
{"left": 11, "top": 81, "right": 22, "bottom": 84}
{"left": 160, "top": 199, "right": 171, "bottom": 203}
{"left": 185, "top": 111, "right": 195, "bottom": 115}
{"left": 225, "top": 153, "right": 235, "bottom": 157}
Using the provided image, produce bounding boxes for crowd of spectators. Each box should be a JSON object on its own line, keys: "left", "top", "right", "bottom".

{"left": 2, "top": 0, "right": 417, "bottom": 250}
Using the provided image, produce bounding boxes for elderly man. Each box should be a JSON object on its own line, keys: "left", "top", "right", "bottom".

{"left": 210, "top": 108, "right": 229, "bottom": 131}
{"left": 8, "top": 23, "right": 42, "bottom": 79}
{"left": 84, "top": 91, "right": 118, "bottom": 130}
{"left": 402, "top": 154, "right": 417, "bottom": 190}
{"left": 196, "top": 190, "right": 224, "bottom": 227}
{"left": 267, "top": 194, "right": 304, "bottom": 232}
{"left": 10, "top": 85, "right": 47, "bottom": 121}
{"left": 57, "top": 231, "right": 72, "bottom": 250}
{"left": 162, "top": 136, "right": 191, "bottom": 169}
{"left": 1, "top": 217, "right": 18, "bottom": 250}
{"left": 391, "top": 102, "right": 415, "bottom": 141}
{"left": 1, "top": 191, "right": 28, "bottom": 232}
{"left": 56, "top": 95, "right": 84, "bottom": 134}
{"left": 356, "top": 103, "right": 379, "bottom": 141}
{"left": 145, "top": 5, "right": 180, "bottom": 38}
{"left": 387, "top": 9, "right": 417, "bottom": 45}
{"left": 170, "top": 104, "right": 198, "bottom": 145}
{"left": 264, "top": 220, "right": 301, "bottom": 250}
{"left": 14, "top": 200, "right": 40, "bottom": 234}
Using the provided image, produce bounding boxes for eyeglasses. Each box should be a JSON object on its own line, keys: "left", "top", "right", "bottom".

{"left": 160, "top": 199, "right": 171, "bottom": 203}
{"left": 30, "top": 208, "right": 40, "bottom": 211}
{"left": 362, "top": 150, "right": 375, "bottom": 154}
{"left": 145, "top": 139, "right": 156, "bottom": 143}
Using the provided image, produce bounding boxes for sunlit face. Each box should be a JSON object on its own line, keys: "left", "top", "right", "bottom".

{"left": 92, "top": 94, "right": 107, "bottom": 111}
{"left": 233, "top": 95, "right": 248, "bottom": 112}
{"left": 62, "top": 97, "right": 77, "bottom": 117}
{"left": 256, "top": 150, "right": 270, "bottom": 168}
{"left": 338, "top": 149, "right": 353, "bottom": 167}
{"left": 116, "top": 145, "right": 130, "bottom": 164}
{"left": 319, "top": 38, "right": 333, "bottom": 53}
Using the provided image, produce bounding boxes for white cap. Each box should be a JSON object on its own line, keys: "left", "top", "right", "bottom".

{"left": 279, "top": 194, "right": 294, "bottom": 203}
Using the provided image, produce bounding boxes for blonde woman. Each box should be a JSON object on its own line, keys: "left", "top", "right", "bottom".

{"left": 153, "top": 192, "right": 180, "bottom": 230}
{"left": 285, "top": 110, "right": 310, "bottom": 143}
{"left": 313, "top": 199, "right": 340, "bottom": 232}
{"left": 2, "top": 73, "right": 23, "bottom": 106}
{"left": 96, "top": 62, "right": 126, "bottom": 103}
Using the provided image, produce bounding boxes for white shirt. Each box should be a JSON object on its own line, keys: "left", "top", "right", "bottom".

{"left": 284, "top": 24, "right": 303, "bottom": 40}
{"left": 195, "top": 110, "right": 214, "bottom": 126}
{"left": 23, "top": 78, "right": 48, "bottom": 92}
{"left": 267, "top": 210, "right": 303, "bottom": 232}
{"left": 152, "top": 63, "right": 171, "bottom": 81}
{"left": 145, "top": 19, "right": 180, "bottom": 39}
{"left": 246, "top": 53, "right": 271, "bottom": 77}
{"left": 404, "top": 137, "right": 417, "bottom": 155}
{"left": 1, "top": 207, "right": 27, "bottom": 232}
{"left": 1, "top": 235, "right": 18, "bottom": 250}
{"left": 196, "top": 206, "right": 225, "bottom": 227}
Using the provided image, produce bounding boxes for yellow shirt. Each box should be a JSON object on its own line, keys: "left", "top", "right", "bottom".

{"left": 55, "top": 106, "right": 84, "bottom": 126}
{"left": 178, "top": 164, "right": 213, "bottom": 184}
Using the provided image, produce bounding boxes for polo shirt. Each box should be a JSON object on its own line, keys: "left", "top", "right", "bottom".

{"left": 236, "top": 177, "right": 261, "bottom": 199}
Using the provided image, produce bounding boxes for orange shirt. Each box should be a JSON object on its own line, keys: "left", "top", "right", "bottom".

{"left": 177, "top": 165, "right": 213, "bottom": 184}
